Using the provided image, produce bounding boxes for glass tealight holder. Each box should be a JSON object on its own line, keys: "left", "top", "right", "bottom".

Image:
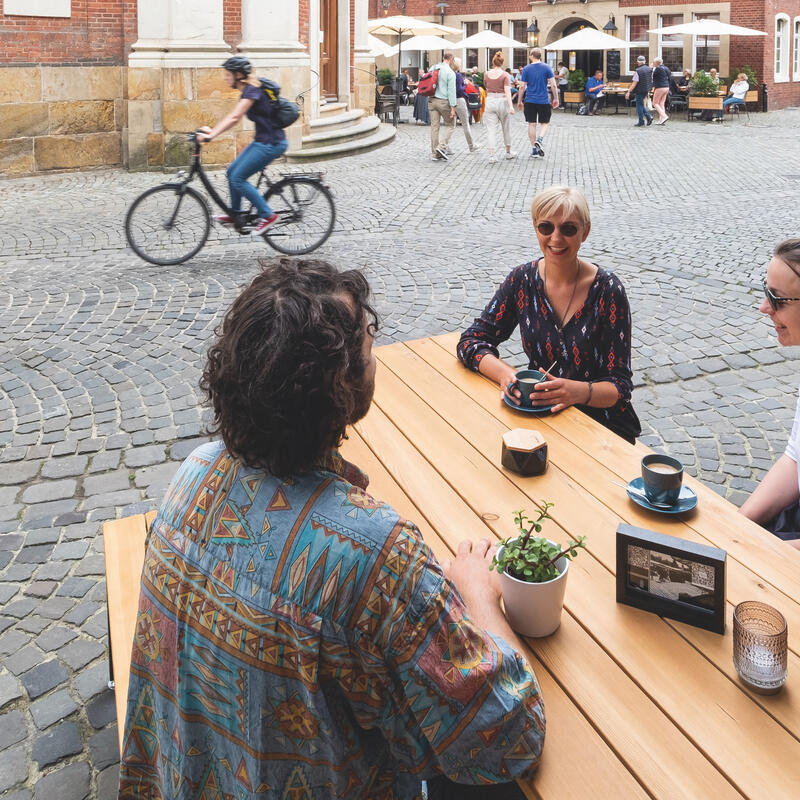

{"left": 733, "top": 601, "right": 788, "bottom": 695}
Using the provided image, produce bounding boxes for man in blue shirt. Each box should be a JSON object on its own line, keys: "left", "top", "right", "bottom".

{"left": 585, "top": 69, "right": 606, "bottom": 115}
{"left": 516, "top": 47, "right": 559, "bottom": 159}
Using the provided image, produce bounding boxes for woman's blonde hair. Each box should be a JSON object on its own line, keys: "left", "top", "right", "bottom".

{"left": 531, "top": 186, "right": 591, "bottom": 229}
{"left": 492, "top": 50, "right": 504, "bottom": 68}
{"left": 453, "top": 56, "right": 462, "bottom": 71}
{"left": 737, "top": 72, "right": 748, "bottom": 81}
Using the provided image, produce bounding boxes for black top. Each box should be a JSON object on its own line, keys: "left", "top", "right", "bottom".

{"left": 241, "top": 84, "right": 286, "bottom": 146}
{"left": 633, "top": 64, "right": 653, "bottom": 95}
{"left": 653, "top": 65, "right": 671, "bottom": 89}
{"left": 457, "top": 260, "right": 641, "bottom": 443}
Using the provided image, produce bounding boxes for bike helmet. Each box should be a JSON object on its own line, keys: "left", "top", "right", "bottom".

{"left": 222, "top": 56, "right": 252, "bottom": 76}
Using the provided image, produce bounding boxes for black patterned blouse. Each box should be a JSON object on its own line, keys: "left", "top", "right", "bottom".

{"left": 458, "top": 259, "right": 641, "bottom": 443}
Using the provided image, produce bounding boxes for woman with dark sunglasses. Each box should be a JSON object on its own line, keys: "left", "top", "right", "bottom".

{"left": 740, "top": 239, "right": 800, "bottom": 548}
{"left": 457, "top": 185, "right": 640, "bottom": 443}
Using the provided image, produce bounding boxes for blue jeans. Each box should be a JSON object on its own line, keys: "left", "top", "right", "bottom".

{"left": 634, "top": 94, "right": 652, "bottom": 125}
{"left": 723, "top": 96, "right": 745, "bottom": 111}
{"left": 227, "top": 139, "right": 288, "bottom": 218}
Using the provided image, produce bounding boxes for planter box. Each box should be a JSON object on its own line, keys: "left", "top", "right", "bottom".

{"left": 688, "top": 96, "right": 723, "bottom": 110}
{"left": 745, "top": 90, "right": 758, "bottom": 103}
{"left": 563, "top": 91, "right": 584, "bottom": 104}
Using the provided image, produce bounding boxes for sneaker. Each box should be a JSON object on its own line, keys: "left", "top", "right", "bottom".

{"left": 488, "top": 155, "right": 497, "bottom": 164}
{"left": 251, "top": 213, "right": 279, "bottom": 236}
{"left": 530, "top": 146, "right": 539, "bottom": 158}
{"left": 468, "top": 145, "right": 478, "bottom": 153}
{"left": 445, "top": 147, "right": 454, "bottom": 155}
{"left": 430, "top": 154, "right": 443, "bottom": 161}
{"left": 646, "top": 116, "right": 653, "bottom": 126}
{"left": 535, "top": 142, "right": 545, "bottom": 157}
{"left": 214, "top": 214, "right": 235, "bottom": 225}
{"left": 634, "top": 123, "right": 645, "bottom": 127}
{"left": 435, "top": 146, "right": 449, "bottom": 160}
{"left": 505, "top": 151, "right": 517, "bottom": 159}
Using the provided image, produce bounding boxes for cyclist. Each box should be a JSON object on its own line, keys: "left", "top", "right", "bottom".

{"left": 197, "top": 56, "right": 288, "bottom": 236}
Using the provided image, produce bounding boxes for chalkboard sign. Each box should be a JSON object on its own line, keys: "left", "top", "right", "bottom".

{"left": 607, "top": 50, "right": 621, "bottom": 79}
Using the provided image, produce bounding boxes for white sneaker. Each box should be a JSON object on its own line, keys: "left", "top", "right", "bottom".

{"left": 488, "top": 155, "right": 497, "bottom": 164}
{"left": 445, "top": 147, "right": 454, "bottom": 155}
{"left": 505, "top": 151, "right": 517, "bottom": 160}
{"left": 435, "top": 146, "right": 449, "bottom": 160}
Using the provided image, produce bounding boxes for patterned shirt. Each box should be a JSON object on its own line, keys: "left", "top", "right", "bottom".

{"left": 457, "top": 259, "right": 641, "bottom": 443}
{"left": 119, "top": 441, "right": 546, "bottom": 799}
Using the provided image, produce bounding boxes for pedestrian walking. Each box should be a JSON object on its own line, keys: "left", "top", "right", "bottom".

{"left": 556, "top": 61, "right": 568, "bottom": 107}
{"left": 625, "top": 55, "right": 653, "bottom": 127}
{"left": 652, "top": 57, "right": 671, "bottom": 125}
{"left": 429, "top": 51, "right": 457, "bottom": 161}
{"left": 452, "top": 57, "right": 477, "bottom": 154}
{"left": 483, "top": 51, "right": 517, "bottom": 164}
{"left": 517, "top": 48, "right": 559, "bottom": 159}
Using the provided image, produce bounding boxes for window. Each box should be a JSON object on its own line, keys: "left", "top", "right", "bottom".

{"left": 510, "top": 19, "right": 528, "bottom": 71}
{"left": 4, "top": 0, "right": 70, "bottom": 15}
{"left": 485, "top": 20, "right": 502, "bottom": 70}
{"left": 775, "top": 15, "right": 790, "bottom": 81}
{"left": 463, "top": 21, "right": 478, "bottom": 70}
{"left": 693, "top": 13, "right": 720, "bottom": 72}
{"left": 794, "top": 18, "right": 800, "bottom": 80}
{"left": 626, "top": 15, "right": 649, "bottom": 72}
{"left": 658, "top": 13, "right": 684, "bottom": 73}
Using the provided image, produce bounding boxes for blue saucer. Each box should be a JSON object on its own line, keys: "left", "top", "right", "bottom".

{"left": 627, "top": 477, "right": 698, "bottom": 514}
{"left": 503, "top": 395, "right": 554, "bottom": 414}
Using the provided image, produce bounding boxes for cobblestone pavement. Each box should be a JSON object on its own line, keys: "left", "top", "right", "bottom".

{"left": 1, "top": 105, "right": 799, "bottom": 797}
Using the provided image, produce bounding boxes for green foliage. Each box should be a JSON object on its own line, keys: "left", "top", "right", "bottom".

{"left": 491, "top": 504, "right": 587, "bottom": 584}
{"left": 729, "top": 65, "right": 757, "bottom": 91}
{"left": 377, "top": 69, "right": 394, "bottom": 86}
{"left": 566, "top": 69, "right": 585, "bottom": 92}
{"left": 473, "top": 71, "right": 485, "bottom": 88}
{"left": 689, "top": 70, "right": 718, "bottom": 97}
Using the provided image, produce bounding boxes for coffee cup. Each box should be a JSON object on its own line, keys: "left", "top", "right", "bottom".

{"left": 641, "top": 454, "right": 684, "bottom": 507}
{"left": 509, "top": 369, "right": 546, "bottom": 408}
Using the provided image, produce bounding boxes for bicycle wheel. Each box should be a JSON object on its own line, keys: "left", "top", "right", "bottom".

{"left": 261, "top": 178, "right": 335, "bottom": 255}
{"left": 125, "top": 184, "right": 210, "bottom": 266}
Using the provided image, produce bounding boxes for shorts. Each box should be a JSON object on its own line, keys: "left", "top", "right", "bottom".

{"left": 524, "top": 102, "right": 552, "bottom": 124}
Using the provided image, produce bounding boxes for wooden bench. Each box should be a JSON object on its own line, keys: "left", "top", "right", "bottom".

{"left": 103, "top": 511, "right": 153, "bottom": 751}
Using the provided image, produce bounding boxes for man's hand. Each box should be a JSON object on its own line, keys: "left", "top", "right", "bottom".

{"left": 450, "top": 107, "right": 456, "bottom": 119}
{"left": 442, "top": 538, "right": 501, "bottom": 607}
{"left": 551, "top": 98, "right": 560, "bottom": 110}
{"left": 625, "top": 93, "right": 630, "bottom": 100}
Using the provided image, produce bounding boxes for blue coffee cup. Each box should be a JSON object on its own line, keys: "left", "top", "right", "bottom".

{"left": 509, "top": 369, "right": 546, "bottom": 408}
{"left": 641, "top": 454, "right": 684, "bottom": 507}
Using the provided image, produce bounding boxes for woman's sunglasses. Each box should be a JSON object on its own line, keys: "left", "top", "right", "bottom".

{"left": 762, "top": 278, "right": 800, "bottom": 311}
{"left": 536, "top": 221, "right": 580, "bottom": 237}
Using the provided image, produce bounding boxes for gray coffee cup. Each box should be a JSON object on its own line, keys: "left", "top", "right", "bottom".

{"left": 510, "top": 369, "right": 546, "bottom": 408}
{"left": 641, "top": 454, "right": 684, "bottom": 507}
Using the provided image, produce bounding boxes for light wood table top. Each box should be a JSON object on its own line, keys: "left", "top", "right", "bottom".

{"left": 340, "top": 333, "right": 800, "bottom": 800}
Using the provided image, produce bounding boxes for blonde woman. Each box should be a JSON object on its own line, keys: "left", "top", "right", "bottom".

{"left": 483, "top": 51, "right": 517, "bottom": 164}
{"left": 720, "top": 73, "right": 750, "bottom": 118}
{"left": 458, "top": 185, "right": 640, "bottom": 442}
{"left": 197, "top": 56, "right": 288, "bottom": 235}
{"left": 452, "top": 57, "right": 476, "bottom": 153}
{"left": 651, "top": 57, "right": 671, "bottom": 125}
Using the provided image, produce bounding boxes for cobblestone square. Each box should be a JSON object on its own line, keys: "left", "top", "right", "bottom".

{"left": 1, "top": 106, "right": 799, "bottom": 796}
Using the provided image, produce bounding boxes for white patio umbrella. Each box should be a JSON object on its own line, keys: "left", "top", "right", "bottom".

{"left": 648, "top": 19, "right": 766, "bottom": 73}
{"left": 384, "top": 34, "right": 455, "bottom": 58}
{"left": 453, "top": 30, "right": 529, "bottom": 50}
{"left": 368, "top": 15, "right": 461, "bottom": 75}
{"left": 368, "top": 34, "right": 395, "bottom": 59}
{"left": 543, "top": 27, "right": 633, "bottom": 51}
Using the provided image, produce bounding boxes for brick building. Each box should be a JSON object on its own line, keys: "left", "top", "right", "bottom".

{"left": 371, "top": 0, "right": 800, "bottom": 107}
{"left": 0, "top": 0, "right": 377, "bottom": 176}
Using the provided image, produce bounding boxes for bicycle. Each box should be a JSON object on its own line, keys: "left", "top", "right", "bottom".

{"left": 124, "top": 132, "right": 336, "bottom": 266}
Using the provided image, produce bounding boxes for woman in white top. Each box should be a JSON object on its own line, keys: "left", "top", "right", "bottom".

{"left": 557, "top": 61, "right": 568, "bottom": 106}
{"left": 740, "top": 239, "right": 800, "bottom": 547}
{"left": 482, "top": 51, "right": 517, "bottom": 164}
{"left": 720, "top": 73, "right": 749, "bottom": 118}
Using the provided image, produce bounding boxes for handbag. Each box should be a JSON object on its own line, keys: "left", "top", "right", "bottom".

{"left": 644, "top": 95, "right": 653, "bottom": 112}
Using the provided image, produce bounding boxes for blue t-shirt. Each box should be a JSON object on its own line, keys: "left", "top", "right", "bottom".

{"left": 586, "top": 76, "right": 604, "bottom": 97}
{"left": 520, "top": 62, "right": 554, "bottom": 104}
{"left": 241, "top": 83, "right": 286, "bottom": 146}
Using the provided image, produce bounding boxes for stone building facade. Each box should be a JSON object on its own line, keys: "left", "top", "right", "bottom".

{"left": 0, "top": 0, "right": 375, "bottom": 176}
{"left": 371, "top": 0, "right": 800, "bottom": 107}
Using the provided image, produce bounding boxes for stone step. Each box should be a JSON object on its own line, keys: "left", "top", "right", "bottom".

{"left": 319, "top": 101, "right": 348, "bottom": 116}
{"left": 302, "top": 115, "right": 381, "bottom": 146}
{"left": 309, "top": 108, "right": 365, "bottom": 132}
{"left": 287, "top": 124, "right": 396, "bottom": 161}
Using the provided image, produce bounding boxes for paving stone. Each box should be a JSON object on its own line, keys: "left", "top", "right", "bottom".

{"left": 83, "top": 470, "right": 130, "bottom": 496}
{"left": 62, "top": 601, "right": 101, "bottom": 625}
{"left": 40, "top": 456, "right": 88, "bottom": 480}
{"left": 33, "top": 761, "right": 89, "bottom": 800}
{"left": 96, "top": 764, "right": 120, "bottom": 800}
{"left": 31, "top": 720, "right": 82, "bottom": 768}
{"left": 124, "top": 445, "right": 165, "bottom": 468}
{"left": 0, "top": 709, "right": 26, "bottom": 752}
{"left": 89, "top": 725, "right": 119, "bottom": 770}
{"left": 21, "top": 480, "right": 76, "bottom": 505}
{"left": 24, "top": 528, "right": 61, "bottom": 546}
{"left": 4, "top": 645, "right": 42, "bottom": 676}
{"left": 81, "top": 610, "right": 109, "bottom": 639}
{"left": 35, "top": 626, "right": 78, "bottom": 652}
{"left": 0, "top": 672, "right": 23, "bottom": 710}
{"left": 55, "top": 577, "right": 95, "bottom": 598}
{"left": 37, "top": 597, "right": 75, "bottom": 620}
{"left": 73, "top": 661, "right": 109, "bottom": 702}
{"left": 0, "top": 629, "right": 30, "bottom": 656}
{"left": 13, "top": 544, "right": 54, "bottom": 564}
{"left": 0, "top": 744, "right": 27, "bottom": 793}
{"left": 33, "top": 561, "right": 71, "bottom": 581}
{"left": 58, "top": 638, "right": 104, "bottom": 670}
{"left": 24, "top": 580, "right": 57, "bottom": 598}
{"left": 29, "top": 688, "right": 78, "bottom": 729}
{"left": 86, "top": 688, "right": 116, "bottom": 728}
{"left": 20, "top": 660, "right": 67, "bottom": 700}
{"left": 51, "top": 540, "right": 89, "bottom": 560}
{"left": 88, "top": 450, "right": 121, "bottom": 473}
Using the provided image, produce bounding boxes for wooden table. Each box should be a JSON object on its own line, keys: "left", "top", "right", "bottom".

{"left": 339, "top": 333, "right": 800, "bottom": 800}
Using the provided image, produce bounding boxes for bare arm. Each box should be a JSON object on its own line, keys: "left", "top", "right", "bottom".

{"left": 504, "top": 80, "right": 515, "bottom": 113}
{"left": 739, "top": 455, "right": 799, "bottom": 526}
{"left": 199, "top": 97, "right": 254, "bottom": 141}
{"left": 548, "top": 76, "right": 560, "bottom": 108}
{"left": 517, "top": 81, "right": 526, "bottom": 108}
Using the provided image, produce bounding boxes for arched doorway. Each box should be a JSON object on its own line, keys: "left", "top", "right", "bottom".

{"left": 545, "top": 19, "right": 604, "bottom": 80}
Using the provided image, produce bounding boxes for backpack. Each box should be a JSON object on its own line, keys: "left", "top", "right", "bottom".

{"left": 466, "top": 92, "right": 481, "bottom": 110}
{"left": 259, "top": 77, "right": 301, "bottom": 128}
{"left": 416, "top": 69, "right": 440, "bottom": 97}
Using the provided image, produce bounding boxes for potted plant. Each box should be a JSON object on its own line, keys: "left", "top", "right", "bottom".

{"left": 688, "top": 70, "right": 723, "bottom": 114}
{"left": 377, "top": 68, "right": 394, "bottom": 87}
{"left": 491, "top": 504, "right": 586, "bottom": 637}
{"left": 563, "top": 69, "right": 585, "bottom": 108}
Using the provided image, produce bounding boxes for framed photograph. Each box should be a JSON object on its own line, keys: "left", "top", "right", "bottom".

{"left": 616, "top": 524, "right": 726, "bottom": 634}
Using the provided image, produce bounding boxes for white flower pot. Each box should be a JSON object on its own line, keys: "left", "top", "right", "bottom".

{"left": 498, "top": 539, "right": 569, "bottom": 638}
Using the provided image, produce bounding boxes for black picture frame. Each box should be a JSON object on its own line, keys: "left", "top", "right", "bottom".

{"left": 616, "top": 523, "right": 726, "bottom": 634}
